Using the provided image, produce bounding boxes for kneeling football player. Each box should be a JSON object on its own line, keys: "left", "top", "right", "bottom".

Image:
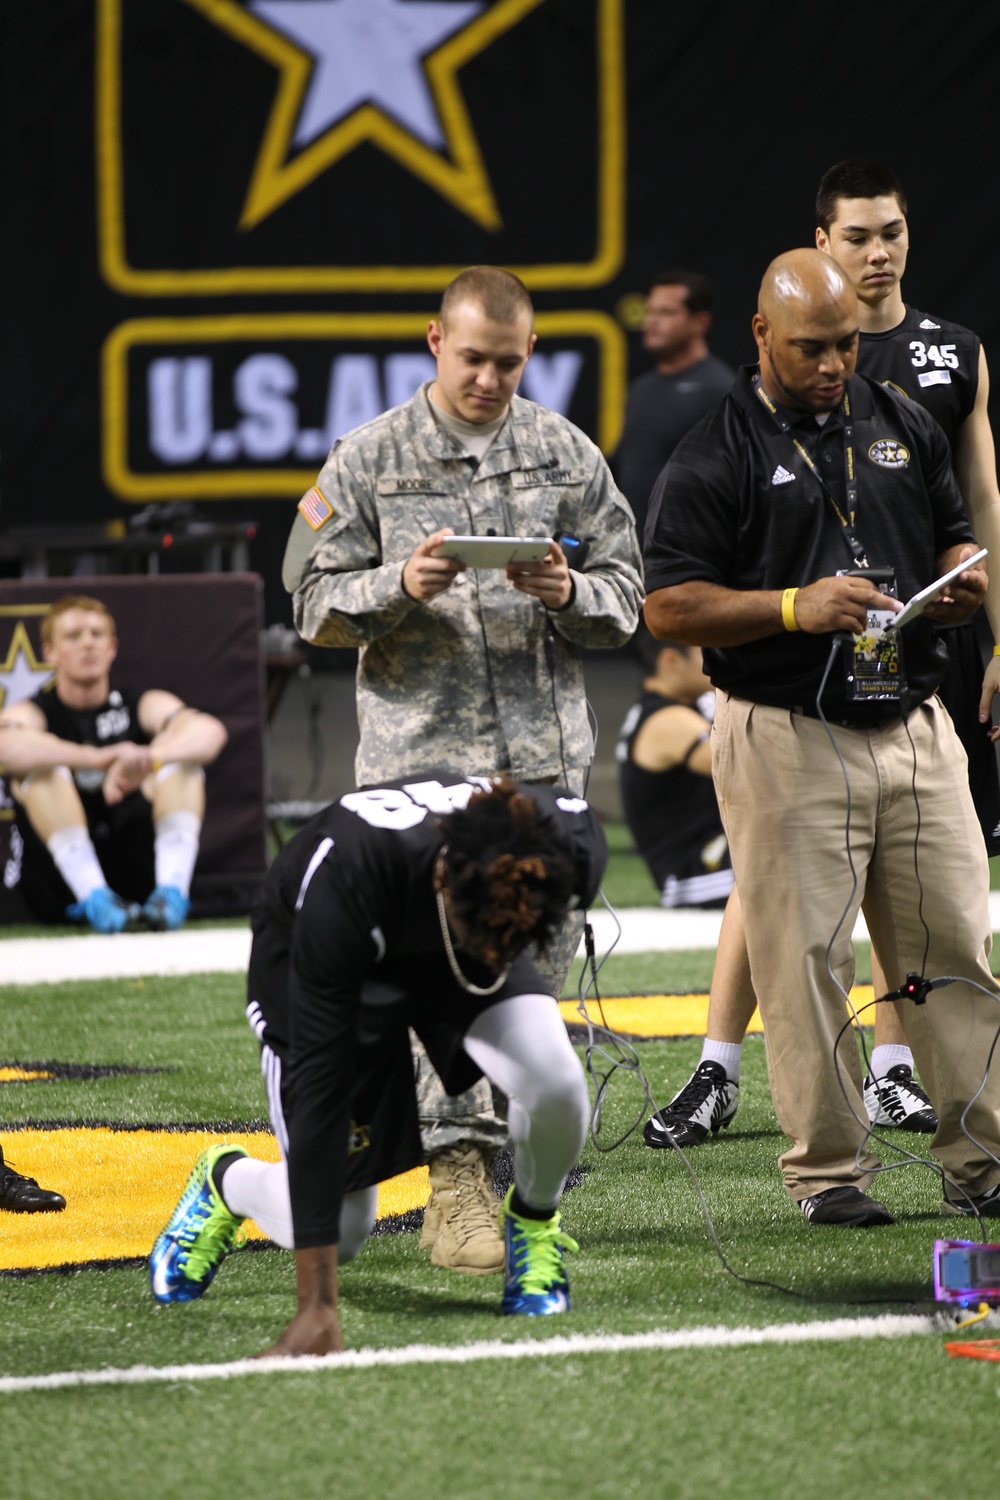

{"left": 150, "top": 775, "right": 605, "bottom": 1356}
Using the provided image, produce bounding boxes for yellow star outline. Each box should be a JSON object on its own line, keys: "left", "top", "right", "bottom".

{"left": 0, "top": 621, "right": 50, "bottom": 714}
{"left": 185, "top": 0, "right": 544, "bottom": 232}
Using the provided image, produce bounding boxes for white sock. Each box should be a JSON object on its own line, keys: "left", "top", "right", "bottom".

{"left": 701, "top": 1038, "right": 743, "bottom": 1082}
{"left": 220, "top": 1157, "right": 377, "bottom": 1263}
{"left": 46, "top": 826, "right": 106, "bottom": 902}
{"left": 870, "top": 1043, "right": 914, "bottom": 1080}
{"left": 154, "top": 810, "right": 201, "bottom": 895}
{"left": 221, "top": 1157, "right": 294, "bottom": 1249}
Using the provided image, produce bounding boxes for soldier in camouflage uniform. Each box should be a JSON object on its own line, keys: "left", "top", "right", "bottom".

{"left": 283, "top": 266, "right": 642, "bottom": 1273}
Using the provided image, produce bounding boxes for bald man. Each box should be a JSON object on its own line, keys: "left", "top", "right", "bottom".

{"left": 642, "top": 248, "right": 1000, "bottom": 1227}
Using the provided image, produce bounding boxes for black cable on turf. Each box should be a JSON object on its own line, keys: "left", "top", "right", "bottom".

{"left": 576, "top": 901, "right": 657, "bottom": 1152}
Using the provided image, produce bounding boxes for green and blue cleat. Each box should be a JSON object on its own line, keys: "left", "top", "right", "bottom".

{"left": 150, "top": 1144, "right": 247, "bottom": 1304}
{"left": 500, "top": 1184, "right": 579, "bottom": 1316}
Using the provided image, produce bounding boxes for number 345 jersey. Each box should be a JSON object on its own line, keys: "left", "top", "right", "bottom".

{"left": 857, "top": 304, "right": 980, "bottom": 452}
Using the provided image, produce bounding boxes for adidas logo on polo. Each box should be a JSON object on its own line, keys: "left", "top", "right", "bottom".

{"left": 771, "top": 465, "right": 795, "bottom": 486}
{"left": 919, "top": 318, "right": 941, "bottom": 330}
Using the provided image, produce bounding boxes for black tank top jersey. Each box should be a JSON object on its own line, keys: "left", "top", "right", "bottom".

{"left": 617, "top": 690, "right": 731, "bottom": 903}
{"left": 33, "top": 684, "right": 150, "bottom": 817}
{"left": 856, "top": 305, "right": 980, "bottom": 451}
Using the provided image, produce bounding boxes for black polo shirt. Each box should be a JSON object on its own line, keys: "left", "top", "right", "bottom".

{"left": 643, "top": 366, "right": 975, "bottom": 720}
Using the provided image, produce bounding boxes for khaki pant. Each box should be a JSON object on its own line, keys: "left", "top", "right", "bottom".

{"left": 713, "top": 690, "right": 1000, "bottom": 1202}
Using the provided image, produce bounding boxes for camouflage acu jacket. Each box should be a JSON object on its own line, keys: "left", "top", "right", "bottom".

{"left": 283, "top": 384, "right": 643, "bottom": 785}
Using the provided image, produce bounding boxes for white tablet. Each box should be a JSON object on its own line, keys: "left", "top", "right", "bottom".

{"left": 435, "top": 535, "right": 554, "bottom": 567}
{"left": 885, "top": 547, "right": 988, "bottom": 630}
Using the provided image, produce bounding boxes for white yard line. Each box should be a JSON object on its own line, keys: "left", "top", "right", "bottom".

{"left": 0, "top": 1313, "right": 967, "bottom": 1393}
{"left": 14, "top": 898, "right": 1000, "bottom": 987}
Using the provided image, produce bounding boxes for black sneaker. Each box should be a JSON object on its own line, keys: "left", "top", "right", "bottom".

{"left": 644, "top": 1060, "right": 739, "bottom": 1149}
{"left": 863, "top": 1065, "right": 937, "bottom": 1133}
{"left": 799, "top": 1186, "right": 894, "bottom": 1227}
{"left": 941, "top": 1179, "right": 1000, "bottom": 1218}
{"left": 0, "top": 1145, "right": 66, "bottom": 1213}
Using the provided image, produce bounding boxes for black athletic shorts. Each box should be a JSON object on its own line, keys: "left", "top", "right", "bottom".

{"left": 936, "top": 617, "right": 1000, "bottom": 856}
{"left": 13, "top": 790, "right": 156, "bottom": 922}
{"left": 246, "top": 920, "right": 546, "bottom": 1193}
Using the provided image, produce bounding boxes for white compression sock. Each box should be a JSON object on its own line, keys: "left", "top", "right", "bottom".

{"left": 870, "top": 1043, "right": 914, "bottom": 1079}
{"left": 219, "top": 1158, "right": 378, "bottom": 1263}
{"left": 221, "top": 1157, "right": 294, "bottom": 1248}
{"left": 701, "top": 1038, "right": 743, "bottom": 1082}
{"left": 46, "top": 826, "right": 107, "bottom": 901}
{"left": 464, "top": 993, "right": 589, "bottom": 1213}
{"left": 154, "top": 810, "right": 201, "bottom": 895}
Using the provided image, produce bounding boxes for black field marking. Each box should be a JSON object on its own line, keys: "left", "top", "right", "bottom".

{"left": 564, "top": 1022, "right": 688, "bottom": 1044}
{"left": 0, "top": 1061, "right": 169, "bottom": 1084}
{"left": 0, "top": 1241, "right": 280, "bottom": 1280}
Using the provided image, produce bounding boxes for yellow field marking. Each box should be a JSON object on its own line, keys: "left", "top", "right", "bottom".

{"left": 0, "top": 1068, "right": 55, "bottom": 1083}
{"left": 2, "top": 987, "right": 882, "bottom": 1270}
{"left": 0, "top": 1128, "right": 429, "bottom": 1273}
{"left": 558, "top": 987, "right": 876, "bottom": 1037}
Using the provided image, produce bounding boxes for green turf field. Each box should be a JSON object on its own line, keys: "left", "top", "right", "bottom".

{"left": 2, "top": 834, "right": 999, "bottom": 1500}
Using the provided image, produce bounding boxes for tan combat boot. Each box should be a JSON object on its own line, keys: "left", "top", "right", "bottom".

{"left": 418, "top": 1142, "right": 504, "bottom": 1274}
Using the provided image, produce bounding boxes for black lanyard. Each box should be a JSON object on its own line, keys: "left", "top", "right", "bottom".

{"left": 753, "top": 373, "right": 869, "bottom": 568}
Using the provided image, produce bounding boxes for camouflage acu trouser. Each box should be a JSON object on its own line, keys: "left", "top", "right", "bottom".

{"left": 415, "top": 769, "right": 589, "bottom": 1157}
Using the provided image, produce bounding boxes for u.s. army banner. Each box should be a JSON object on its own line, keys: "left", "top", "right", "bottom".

{"left": 2, "top": 0, "right": 998, "bottom": 599}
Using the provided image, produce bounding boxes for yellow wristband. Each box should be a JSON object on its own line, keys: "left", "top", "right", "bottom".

{"left": 151, "top": 757, "right": 163, "bottom": 773}
{"left": 781, "top": 587, "right": 800, "bottom": 632}
{"left": 993, "top": 645, "right": 1000, "bottom": 657}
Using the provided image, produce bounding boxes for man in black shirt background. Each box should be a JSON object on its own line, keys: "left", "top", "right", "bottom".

{"left": 644, "top": 248, "right": 1000, "bottom": 1227}
{"left": 617, "top": 631, "right": 733, "bottom": 911}
{"left": 652, "top": 161, "right": 1000, "bottom": 1152}
{"left": 613, "top": 270, "right": 735, "bottom": 544}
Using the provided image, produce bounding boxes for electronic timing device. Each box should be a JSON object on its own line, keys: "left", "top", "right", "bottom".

{"left": 934, "top": 1238, "right": 1000, "bottom": 1308}
{"left": 435, "top": 536, "right": 553, "bottom": 567}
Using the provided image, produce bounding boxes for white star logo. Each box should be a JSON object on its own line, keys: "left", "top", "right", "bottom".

{"left": 188, "top": 0, "right": 542, "bottom": 230}
{"left": 0, "top": 624, "right": 54, "bottom": 711}
{"left": 250, "top": 0, "right": 483, "bottom": 151}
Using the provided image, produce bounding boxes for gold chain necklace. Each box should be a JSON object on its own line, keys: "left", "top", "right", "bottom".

{"left": 435, "top": 890, "right": 510, "bottom": 995}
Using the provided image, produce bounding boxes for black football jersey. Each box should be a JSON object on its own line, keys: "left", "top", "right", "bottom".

{"left": 857, "top": 305, "right": 980, "bottom": 451}
{"left": 32, "top": 684, "right": 150, "bottom": 812}
{"left": 248, "top": 773, "right": 607, "bottom": 1246}
{"left": 255, "top": 772, "right": 606, "bottom": 964}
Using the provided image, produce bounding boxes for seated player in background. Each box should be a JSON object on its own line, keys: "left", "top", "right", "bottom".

{"left": 617, "top": 627, "right": 733, "bottom": 911}
{"left": 617, "top": 628, "right": 751, "bottom": 1149}
{"left": 149, "top": 775, "right": 607, "bottom": 1357}
{"left": 0, "top": 594, "right": 228, "bottom": 933}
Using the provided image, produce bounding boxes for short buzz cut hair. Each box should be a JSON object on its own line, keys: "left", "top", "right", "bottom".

{"left": 439, "top": 266, "right": 534, "bottom": 329}
{"left": 650, "top": 269, "right": 716, "bottom": 317}
{"left": 816, "top": 158, "right": 908, "bottom": 233}
{"left": 41, "top": 594, "right": 116, "bottom": 648}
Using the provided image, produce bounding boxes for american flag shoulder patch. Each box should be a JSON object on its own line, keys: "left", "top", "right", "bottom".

{"left": 298, "top": 487, "right": 334, "bottom": 530}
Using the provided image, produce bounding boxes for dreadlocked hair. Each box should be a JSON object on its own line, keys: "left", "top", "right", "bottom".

{"left": 439, "top": 777, "right": 576, "bottom": 971}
